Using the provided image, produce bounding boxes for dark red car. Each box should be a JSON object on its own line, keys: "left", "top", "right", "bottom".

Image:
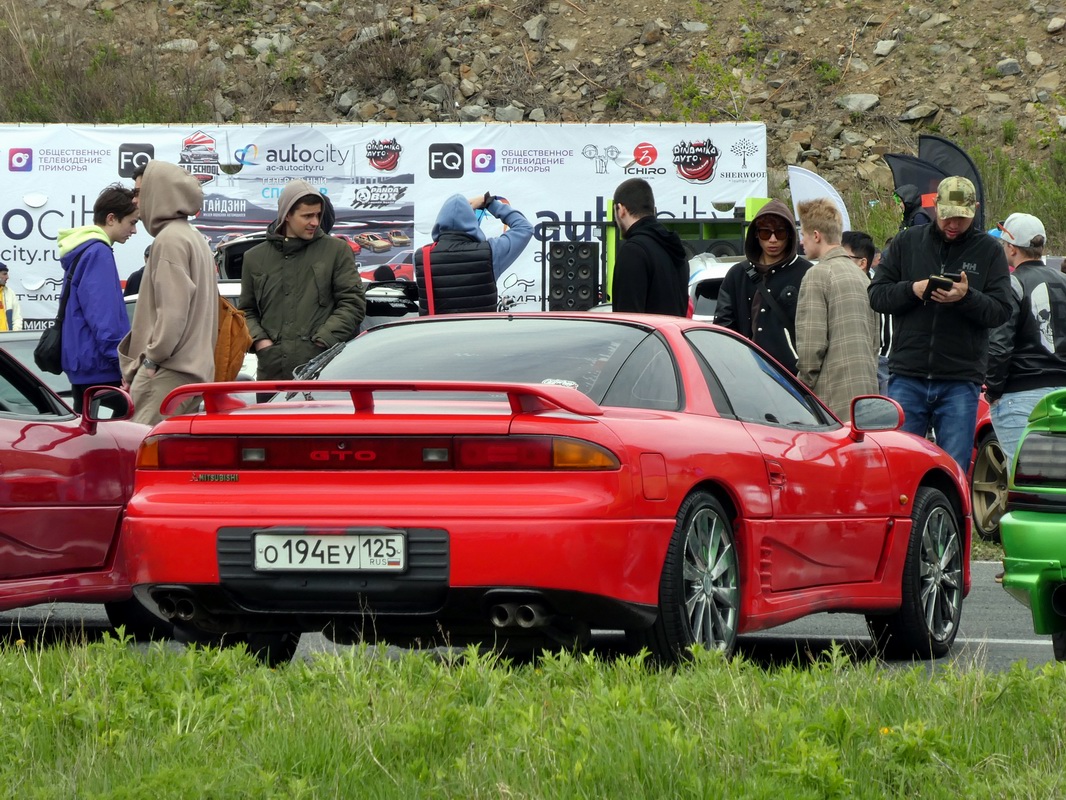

{"left": 0, "top": 339, "right": 167, "bottom": 638}
{"left": 122, "top": 314, "right": 971, "bottom": 664}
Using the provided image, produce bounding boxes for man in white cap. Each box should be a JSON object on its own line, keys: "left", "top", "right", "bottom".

{"left": 869, "top": 176, "right": 1012, "bottom": 473}
{"left": 986, "top": 212, "right": 1066, "bottom": 466}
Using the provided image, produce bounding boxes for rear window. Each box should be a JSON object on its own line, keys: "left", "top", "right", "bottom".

{"left": 316, "top": 317, "right": 675, "bottom": 408}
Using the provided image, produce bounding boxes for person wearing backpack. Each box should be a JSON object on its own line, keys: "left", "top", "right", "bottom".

{"left": 56, "top": 185, "right": 138, "bottom": 412}
{"left": 118, "top": 161, "right": 218, "bottom": 424}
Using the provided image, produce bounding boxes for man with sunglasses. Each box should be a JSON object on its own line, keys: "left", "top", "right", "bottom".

{"left": 714, "top": 200, "right": 813, "bottom": 374}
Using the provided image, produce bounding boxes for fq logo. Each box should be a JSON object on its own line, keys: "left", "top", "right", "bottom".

{"left": 118, "top": 143, "right": 155, "bottom": 177}
{"left": 8, "top": 148, "right": 32, "bottom": 172}
{"left": 471, "top": 149, "right": 495, "bottom": 173}
{"left": 429, "top": 143, "right": 464, "bottom": 178}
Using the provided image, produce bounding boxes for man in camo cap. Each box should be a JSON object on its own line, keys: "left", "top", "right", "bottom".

{"left": 869, "top": 176, "right": 1012, "bottom": 473}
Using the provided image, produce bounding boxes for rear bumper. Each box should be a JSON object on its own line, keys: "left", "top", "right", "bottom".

{"left": 123, "top": 513, "right": 674, "bottom": 633}
{"left": 1000, "top": 510, "right": 1066, "bottom": 634}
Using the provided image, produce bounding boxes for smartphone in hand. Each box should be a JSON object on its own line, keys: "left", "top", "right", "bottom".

{"left": 922, "top": 274, "right": 955, "bottom": 301}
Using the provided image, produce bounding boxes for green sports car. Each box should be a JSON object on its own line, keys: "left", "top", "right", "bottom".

{"left": 1000, "top": 388, "right": 1066, "bottom": 661}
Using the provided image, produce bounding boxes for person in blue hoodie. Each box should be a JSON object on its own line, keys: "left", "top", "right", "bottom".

{"left": 56, "top": 184, "right": 138, "bottom": 412}
{"left": 414, "top": 192, "right": 533, "bottom": 314}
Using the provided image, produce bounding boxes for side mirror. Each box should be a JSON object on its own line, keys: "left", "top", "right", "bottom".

{"left": 81, "top": 386, "right": 135, "bottom": 433}
{"left": 851, "top": 395, "right": 903, "bottom": 440}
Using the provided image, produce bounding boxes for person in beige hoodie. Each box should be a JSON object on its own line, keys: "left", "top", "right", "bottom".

{"left": 119, "top": 161, "right": 218, "bottom": 425}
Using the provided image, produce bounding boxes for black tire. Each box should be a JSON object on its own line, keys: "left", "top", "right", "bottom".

{"left": 1053, "top": 631, "right": 1066, "bottom": 662}
{"left": 242, "top": 632, "right": 300, "bottom": 667}
{"left": 104, "top": 598, "right": 174, "bottom": 641}
{"left": 632, "top": 491, "right": 740, "bottom": 661}
{"left": 177, "top": 629, "right": 300, "bottom": 667}
{"left": 971, "top": 430, "right": 1007, "bottom": 543}
{"left": 867, "top": 486, "right": 963, "bottom": 659}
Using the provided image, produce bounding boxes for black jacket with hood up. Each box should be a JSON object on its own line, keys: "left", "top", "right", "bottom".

{"left": 895, "top": 184, "right": 933, "bottom": 230}
{"left": 611, "top": 216, "right": 688, "bottom": 315}
{"left": 868, "top": 221, "right": 1011, "bottom": 384}
{"left": 713, "top": 200, "right": 813, "bottom": 374}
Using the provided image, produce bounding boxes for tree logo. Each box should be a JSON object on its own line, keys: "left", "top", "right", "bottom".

{"left": 730, "top": 139, "right": 758, "bottom": 169}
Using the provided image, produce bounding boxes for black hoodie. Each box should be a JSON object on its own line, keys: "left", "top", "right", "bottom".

{"left": 714, "top": 200, "right": 813, "bottom": 374}
{"left": 612, "top": 216, "right": 688, "bottom": 315}
{"left": 895, "top": 184, "right": 933, "bottom": 230}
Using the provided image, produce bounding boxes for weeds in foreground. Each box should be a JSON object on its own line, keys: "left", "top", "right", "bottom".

{"left": 0, "top": 634, "right": 1063, "bottom": 798}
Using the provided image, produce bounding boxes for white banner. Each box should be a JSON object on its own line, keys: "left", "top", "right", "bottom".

{"left": 0, "top": 123, "right": 767, "bottom": 325}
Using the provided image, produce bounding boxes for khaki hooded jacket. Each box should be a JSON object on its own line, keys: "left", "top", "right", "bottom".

{"left": 239, "top": 180, "right": 366, "bottom": 381}
{"left": 118, "top": 160, "right": 218, "bottom": 385}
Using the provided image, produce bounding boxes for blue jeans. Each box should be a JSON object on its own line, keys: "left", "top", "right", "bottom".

{"left": 877, "top": 355, "right": 890, "bottom": 395}
{"left": 887, "top": 375, "right": 980, "bottom": 473}
{"left": 991, "top": 387, "right": 1066, "bottom": 466}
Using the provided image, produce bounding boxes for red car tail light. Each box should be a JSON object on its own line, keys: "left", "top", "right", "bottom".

{"left": 136, "top": 435, "right": 619, "bottom": 472}
{"left": 138, "top": 436, "right": 240, "bottom": 470}
{"left": 455, "top": 436, "right": 619, "bottom": 471}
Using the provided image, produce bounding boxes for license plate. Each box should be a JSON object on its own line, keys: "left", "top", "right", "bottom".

{"left": 254, "top": 531, "right": 406, "bottom": 572}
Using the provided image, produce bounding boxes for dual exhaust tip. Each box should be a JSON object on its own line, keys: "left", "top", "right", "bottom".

{"left": 155, "top": 595, "right": 198, "bottom": 622}
{"left": 489, "top": 602, "right": 554, "bottom": 629}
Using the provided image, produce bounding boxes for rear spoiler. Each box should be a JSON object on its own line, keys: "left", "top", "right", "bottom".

{"left": 159, "top": 380, "right": 605, "bottom": 417}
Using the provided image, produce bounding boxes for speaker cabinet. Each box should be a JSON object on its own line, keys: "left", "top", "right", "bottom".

{"left": 547, "top": 241, "right": 599, "bottom": 311}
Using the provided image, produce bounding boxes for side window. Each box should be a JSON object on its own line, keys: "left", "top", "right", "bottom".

{"left": 685, "top": 329, "right": 832, "bottom": 428}
{"left": 0, "top": 359, "right": 60, "bottom": 417}
{"left": 601, "top": 335, "right": 680, "bottom": 410}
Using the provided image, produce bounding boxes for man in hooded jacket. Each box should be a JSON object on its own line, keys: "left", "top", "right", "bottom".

{"left": 118, "top": 161, "right": 218, "bottom": 425}
{"left": 239, "top": 180, "right": 366, "bottom": 381}
{"left": 414, "top": 192, "right": 532, "bottom": 315}
{"left": 610, "top": 178, "right": 688, "bottom": 315}
{"left": 894, "top": 184, "right": 933, "bottom": 230}
{"left": 714, "top": 200, "right": 814, "bottom": 374}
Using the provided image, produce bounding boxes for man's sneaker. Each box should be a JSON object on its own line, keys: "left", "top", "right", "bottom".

{"left": 995, "top": 571, "right": 1004, "bottom": 584}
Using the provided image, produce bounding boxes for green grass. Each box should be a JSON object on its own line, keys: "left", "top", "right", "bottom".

{"left": 1, "top": 632, "right": 1063, "bottom": 798}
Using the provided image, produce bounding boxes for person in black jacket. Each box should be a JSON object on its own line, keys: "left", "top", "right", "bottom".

{"left": 714, "top": 199, "right": 813, "bottom": 374}
{"left": 985, "top": 212, "right": 1066, "bottom": 465}
{"left": 894, "top": 184, "right": 933, "bottom": 231}
{"left": 869, "top": 176, "right": 1012, "bottom": 472}
{"left": 610, "top": 178, "right": 687, "bottom": 315}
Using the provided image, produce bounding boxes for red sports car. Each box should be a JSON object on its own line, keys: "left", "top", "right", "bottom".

{"left": 0, "top": 342, "right": 167, "bottom": 638}
{"left": 123, "top": 314, "right": 971, "bottom": 663}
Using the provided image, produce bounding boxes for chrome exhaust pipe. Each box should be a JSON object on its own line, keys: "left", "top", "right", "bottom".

{"left": 156, "top": 596, "right": 177, "bottom": 619}
{"left": 489, "top": 603, "right": 519, "bottom": 628}
{"left": 174, "top": 598, "right": 197, "bottom": 622}
{"left": 515, "top": 603, "right": 554, "bottom": 629}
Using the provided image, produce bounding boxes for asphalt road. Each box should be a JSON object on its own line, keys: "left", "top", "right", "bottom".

{"left": 0, "top": 562, "right": 1052, "bottom": 671}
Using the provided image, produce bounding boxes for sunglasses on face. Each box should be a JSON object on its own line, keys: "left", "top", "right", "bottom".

{"left": 756, "top": 226, "right": 789, "bottom": 241}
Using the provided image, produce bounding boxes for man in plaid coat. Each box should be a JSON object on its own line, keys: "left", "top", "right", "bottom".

{"left": 794, "top": 198, "right": 879, "bottom": 419}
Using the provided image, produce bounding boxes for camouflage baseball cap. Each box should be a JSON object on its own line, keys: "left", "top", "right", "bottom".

{"left": 935, "top": 176, "right": 977, "bottom": 219}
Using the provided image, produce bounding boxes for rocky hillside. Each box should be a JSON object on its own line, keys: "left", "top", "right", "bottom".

{"left": 26, "top": 0, "right": 1066, "bottom": 200}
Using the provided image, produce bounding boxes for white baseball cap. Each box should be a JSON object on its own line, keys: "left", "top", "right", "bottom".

{"left": 998, "top": 213, "right": 1046, "bottom": 248}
